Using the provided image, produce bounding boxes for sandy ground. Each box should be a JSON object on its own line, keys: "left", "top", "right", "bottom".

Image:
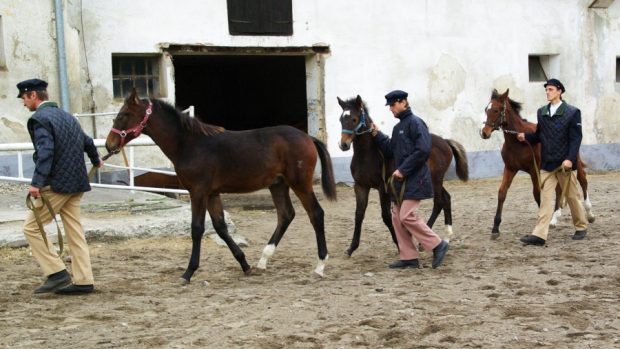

{"left": 1, "top": 172, "right": 619, "bottom": 348}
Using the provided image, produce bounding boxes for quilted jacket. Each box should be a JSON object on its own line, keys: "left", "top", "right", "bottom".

{"left": 27, "top": 102, "right": 100, "bottom": 193}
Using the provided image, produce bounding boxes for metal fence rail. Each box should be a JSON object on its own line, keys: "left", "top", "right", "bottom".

{"left": 0, "top": 106, "right": 194, "bottom": 194}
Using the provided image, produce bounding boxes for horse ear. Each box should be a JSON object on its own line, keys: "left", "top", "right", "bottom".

{"left": 500, "top": 89, "right": 510, "bottom": 100}
{"left": 337, "top": 97, "right": 345, "bottom": 109}
{"left": 126, "top": 88, "right": 140, "bottom": 105}
{"left": 355, "top": 95, "right": 363, "bottom": 109}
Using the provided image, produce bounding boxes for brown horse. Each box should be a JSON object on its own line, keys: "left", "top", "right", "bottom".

{"left": 105, "top": 89, "right": 337, "bottom": 283}
{"left": 337, "top": 95, "right": 469, "bottom": 256}
{"left": 480, "top": 89, "right": 594, "bottom": 239}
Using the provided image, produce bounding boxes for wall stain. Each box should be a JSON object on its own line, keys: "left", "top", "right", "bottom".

{"left": 428, "top": 54, "right": 465, "bottom": 111}
{"left": 593, "top": 93, "right": 620, "bottom": 144}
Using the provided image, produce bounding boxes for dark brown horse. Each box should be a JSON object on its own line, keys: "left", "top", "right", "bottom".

{"left": 105, "top": 89, "right": 337, "bottom": 283}
{"left": 337, "top": 95, "right": 469, "bottom": 256}
{"left": 480, "top": 89, "right": 594, "bottom": 239}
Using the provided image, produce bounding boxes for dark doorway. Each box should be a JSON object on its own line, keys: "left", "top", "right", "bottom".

{"left": 173, "top": 55, "right": 308, "bottom": 132}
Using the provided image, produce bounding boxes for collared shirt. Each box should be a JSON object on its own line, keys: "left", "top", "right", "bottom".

{"left": 549, "top": 100, "right": 563, "bottom": 117}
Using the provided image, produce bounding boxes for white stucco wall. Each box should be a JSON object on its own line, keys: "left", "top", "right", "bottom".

{"left": 1, "top": 0, "right": 619, "bottom": 176}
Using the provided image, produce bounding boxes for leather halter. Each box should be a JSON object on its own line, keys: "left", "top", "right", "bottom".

{"left": 483, "top": 100, "right": 507, "bottom": 131}
{"left": 111, "top": 101, "right": 152, "bottom": 148}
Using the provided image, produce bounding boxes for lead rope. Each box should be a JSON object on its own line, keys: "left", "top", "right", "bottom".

{"left": 26, "top": 192, "right": 64, "bottom": 256}
{"left": 387, "top": 175, "right": 407, "bottom": 207}
{"left": 540, "top": 166, "right": 572, "bottom": 209}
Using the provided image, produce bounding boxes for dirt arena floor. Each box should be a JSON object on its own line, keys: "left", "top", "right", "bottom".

{"left": 1, "top": 172, "right": 619, "bottom": 348}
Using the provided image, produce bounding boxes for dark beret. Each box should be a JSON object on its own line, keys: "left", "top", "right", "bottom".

{"left": 16, "top": 79, "right": 48, "bottom": 98}
{"left": 385, "top": 90, "right": 408, "bottom": 106}
{"left": 543, "top": 78, "right": 565, "bottom": 93}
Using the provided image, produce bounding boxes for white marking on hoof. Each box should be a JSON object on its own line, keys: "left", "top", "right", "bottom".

{"left": 445, "top": 225, "right": 453, "bottom": 243}
{"left": 584, "top": 195, "right": 595, "bottom": 222}
{"left": 314, "top": 255, "right": 329, "bottom": 277}
{"left": 257, "top": 244, "right": 276, "bottom": 270}
{"left": 550, "top": 208, "right": 562, "bottom": 228}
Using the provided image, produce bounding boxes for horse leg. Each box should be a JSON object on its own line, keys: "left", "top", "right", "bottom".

{"left": 345, "top": 184, "right": 370, "bottom": 257}
{"left": 257, "top": 180, "right": 295, "bottom": 270}
{"left": 577, "top": 166, "right": 595, "bottom": 223}
{"left": 293, "top": 189, "right": 328, "bottom": 277}
{"left": 182, "top": 195, "right": 208, "bottom": 283}
{"left": 378, "top": 187, "right": 398, "bottom": 252}
{"left": 550, "top": 185, "right": 562, "bottom": 228}
{"left": 207, "top": 194, "right": 251, "bottom": 275}
{"left": 426, "top": 183, "right": 443, "bottom": 229}
{"left": 492, "top": 168, "right": 517, "bottom": 239}
{"left": 441, "top": 188, "right": 453, "bottom": 242}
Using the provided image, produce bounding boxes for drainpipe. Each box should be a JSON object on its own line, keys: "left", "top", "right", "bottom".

{"left": 54, "top": 0, "right": 70, "bottom": 112}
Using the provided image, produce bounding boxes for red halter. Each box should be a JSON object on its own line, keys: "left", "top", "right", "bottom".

{"left": 111, "top": 101, "right": 152, "bottom": 148}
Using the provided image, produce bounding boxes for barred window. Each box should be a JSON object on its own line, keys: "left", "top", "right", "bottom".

{"left": 112, "top": 56, "right": 160, "bottom": 99}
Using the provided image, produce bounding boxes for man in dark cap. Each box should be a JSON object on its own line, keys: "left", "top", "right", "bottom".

{"left": 517, "top": 78, "right": 588, "bottom": 246}
{"left": 17, "top": 78, "right": 103, "bottom": 294}
{"left": 370, "top": 89, "right": 449, "bottom": 269}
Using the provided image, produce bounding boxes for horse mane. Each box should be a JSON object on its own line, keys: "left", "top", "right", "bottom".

{"left": 154, "top": 99, "right": 225, "bottom": 136}
{"left": 342, "top": 97, "right": 374, "bottom": 124}
{"left": 491, "top": 90, "right": 526, "bottom": 120}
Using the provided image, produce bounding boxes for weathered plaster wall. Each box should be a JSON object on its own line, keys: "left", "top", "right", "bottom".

{"left": 0, "top": 1, "right": 58, "bottom": 143}
{"left": 1, "top": 0, "right": 619, "bottom": 180}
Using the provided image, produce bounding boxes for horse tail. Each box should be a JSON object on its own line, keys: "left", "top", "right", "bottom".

{"left": 446, "top": 139, "right": 469, "bottom": 181}
{"left": 312, "top": 137, "right": 337, "bottom": 201}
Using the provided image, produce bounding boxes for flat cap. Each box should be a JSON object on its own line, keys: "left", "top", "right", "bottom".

{"left": 385, "top": 90, "right": 408, "bottom": 106}
{"left": 16, "top": 79, "right": 48, "bottom": 98}
{"left": 543, "top": 78, "right": 565, "bottom": 93}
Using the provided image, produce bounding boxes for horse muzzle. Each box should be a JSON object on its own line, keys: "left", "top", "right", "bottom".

{"left": 338, "top": 140, "right": 351, "bottom": 151}
{"left": 479, "top": 127, "right": 492, "bottom": 139}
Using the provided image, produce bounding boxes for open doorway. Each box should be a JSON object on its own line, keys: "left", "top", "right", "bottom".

{"left": 173, "top": 55, "right": 308, "bottom": 132}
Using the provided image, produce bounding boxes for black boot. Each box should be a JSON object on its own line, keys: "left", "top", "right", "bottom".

{"left": 34, "top": 269, "right": 71, "bottom": 294}
{"left": 520, "top": 235, "right": 546, "bottom": 246}
{"left": 432, "top": 240, "right": 449, "bottom": 269}
{"left": 55, "top": 284, "right": 94, "bottom": 295}
{"left": 388, "top": 259, "right": 419, "bottom": 269}
{"left": 572, "top": 230, "right": 587, "bottom": 240}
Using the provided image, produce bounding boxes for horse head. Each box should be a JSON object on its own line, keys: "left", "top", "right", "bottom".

{"left": 105, "top": 88, "right": 152, "bottom": 154}
{"left": 337, "top": 95, "right": 372, "bottom": 151}
{"left": 480, "top": 89, "right": 510, "bottom": 139}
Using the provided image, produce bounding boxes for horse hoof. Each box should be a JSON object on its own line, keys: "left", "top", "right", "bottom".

{"left": 344, "top": 249, "right": 353, "bottom": 257}
{"left": 490, "top": 232, "right": 500, "bottom": 240}
{"left": 179, "top": 277, "right": 190, "bottom": 286}
{"left": 243, "top": 267, "right": 252, "bottom": 276}
{"left": 588, "top": 216, "right": 595, "bottom": 223}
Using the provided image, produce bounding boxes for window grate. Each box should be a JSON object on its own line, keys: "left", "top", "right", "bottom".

{"left": 112, "top": 56, "right": 160, "bottom": 99}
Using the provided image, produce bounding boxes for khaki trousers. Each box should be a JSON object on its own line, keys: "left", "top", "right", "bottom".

{"left": 23, "top": 189, "right": 94, "bottom": 285}
{"left": 532, "top": 170, "right": 588, "bottom": 240}
{"left": 391, "top": 200, "right": 442, "bottom": 260}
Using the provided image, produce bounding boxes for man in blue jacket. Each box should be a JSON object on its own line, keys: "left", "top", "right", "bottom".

{"left": 517, "top": 79, "right": 588, "bottom": 246}
{"left": 17, "top": 79, "right": 102, "bottom": 294}
{"left": 371, "top": 90, "right": 449, "bottom": 269}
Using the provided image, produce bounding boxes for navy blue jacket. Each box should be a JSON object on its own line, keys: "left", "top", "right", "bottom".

{"left": 525, "top": 101, "right": 582, "bottom": 171}
{"left": 374, "top": 108, "right": 433, "bottom": 201}
{"left": 27, "top": 102, "right": 100, "bottom": 193}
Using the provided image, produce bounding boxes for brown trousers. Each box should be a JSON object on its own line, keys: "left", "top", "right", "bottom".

{"left": 391, "top": 199, "right": 442, "bottom": 260}
{"left": 532, "top": 170, "right": 588, "bottom": 240}
{"left": 23, "top": 189, "right": 94, "bottom": 285}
